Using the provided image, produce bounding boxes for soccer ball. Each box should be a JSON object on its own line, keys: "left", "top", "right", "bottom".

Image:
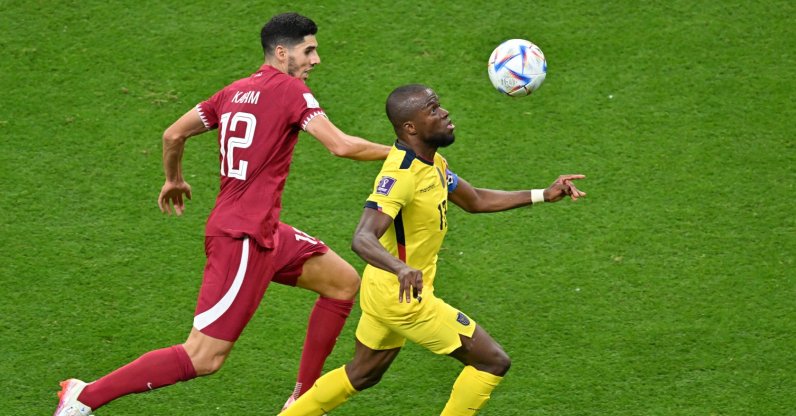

{"left": 487, "top": 39, "right": 547, "bottom": 97}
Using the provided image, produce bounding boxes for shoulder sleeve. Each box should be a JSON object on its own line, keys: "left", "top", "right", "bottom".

{"left": 440, "top": 155, "right": 459, "bottom": 193}
{"left": 365, "top": 168, "right": 415, "bottom": 219}
{"left": 196, "top": 89, "right": 224, "bottom": 130}
{"left": 284, "top": 80, "right": 327, "bottom": 131}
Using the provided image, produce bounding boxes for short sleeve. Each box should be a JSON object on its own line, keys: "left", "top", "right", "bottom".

{"left": 365, "top": 169, "right": 415, "bottom": 219}
{"left": 197, "top": 89, "right": 224, "bottom": 130}
{"left": 284, "top": 80, "right": 327, "bottom": 131}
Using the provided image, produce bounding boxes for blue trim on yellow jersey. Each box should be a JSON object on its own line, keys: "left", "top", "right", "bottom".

{"left": 435, "top": 167, "right": 446, "bottom": 188}
{"left": 446, "top": 168, "right": 459, "bottom": 192}
{"left": 395, "top": 141, "right": 434, "bottom": 168}
{"left": 364, "top": 200, "right": 380, "bottom": 211}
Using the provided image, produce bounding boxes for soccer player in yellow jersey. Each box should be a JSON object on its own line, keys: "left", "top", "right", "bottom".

{"left": 280, "top": 84, "right": 586, "bottom": 415}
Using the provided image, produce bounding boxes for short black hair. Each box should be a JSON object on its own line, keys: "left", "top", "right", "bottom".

{"left": 260, "top": 12, "right": 318, "bottom": 56}
{"left": 386, "top": 84, "right": 431, "bottom": 132}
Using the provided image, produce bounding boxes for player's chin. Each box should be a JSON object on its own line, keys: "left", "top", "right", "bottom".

{"left": 433, "top": 133, "right": 455, "bottom": 148}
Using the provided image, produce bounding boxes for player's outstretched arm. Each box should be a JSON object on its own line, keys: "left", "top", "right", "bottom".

{"left": 158, "top": 108, "right": 208, "bottom": 216}
{"left": 305, "top": 116, "right": 390, "bottom": 161}
{"left": 352, "top": 208, "right": 424, "bottom": 303}
{"left": 449, "top": 174, "right": 586, "bottom": 213}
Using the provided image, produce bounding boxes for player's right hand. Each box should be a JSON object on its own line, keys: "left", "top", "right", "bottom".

{"left": 396, "top": 266, "right": 423, "bottom": 303}
{"left": 158, "top": 180, "right": 192, "bottom": 216}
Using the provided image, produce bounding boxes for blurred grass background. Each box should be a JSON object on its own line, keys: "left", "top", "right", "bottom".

{"left": 1, "top": 1, "right": 793, "bottom": 414}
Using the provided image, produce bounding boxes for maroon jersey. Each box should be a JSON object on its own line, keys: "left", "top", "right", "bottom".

{"left": 197, "top": 64, "right": 326, "bottom": 248}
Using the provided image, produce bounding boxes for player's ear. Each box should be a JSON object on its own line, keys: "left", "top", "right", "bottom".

{"left": 274, "top": 44, "right": 288, "bottom": 62}
{"left": 403, "top": 121, "right": 417, "bottom": 136}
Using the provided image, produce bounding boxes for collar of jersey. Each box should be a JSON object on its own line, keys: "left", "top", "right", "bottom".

{"left": 256, "top": 64, "right": 281, "bottom": 76}
{"left": 394, "top": 141, "right": 434, "bottom": 166}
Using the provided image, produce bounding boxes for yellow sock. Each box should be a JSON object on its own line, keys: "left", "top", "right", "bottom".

{"left": 280, "top": 366, "right": 357, "bottom": 416}
{"left": 440, "top": 365, "right": 503, "bottom": 416}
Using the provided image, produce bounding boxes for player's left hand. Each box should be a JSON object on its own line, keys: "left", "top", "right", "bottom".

{"left": 544, "top": 174, "right": 586, "bottom": 202}
{"left": 396, "top": 265, "right": 423, "bottom": 303}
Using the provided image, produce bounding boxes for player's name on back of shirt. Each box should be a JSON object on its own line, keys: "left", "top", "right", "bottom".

{"left": 231, "top": 90, "right": 261, "bottom": 105}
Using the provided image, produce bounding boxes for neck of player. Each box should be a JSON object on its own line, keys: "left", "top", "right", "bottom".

{"left": 397, "top": 138, "right": 437, "bottom": 161}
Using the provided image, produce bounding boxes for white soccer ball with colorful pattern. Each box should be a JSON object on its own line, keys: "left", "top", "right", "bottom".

{"left": 487, "top": 39, "right": 547, "bottom": 96}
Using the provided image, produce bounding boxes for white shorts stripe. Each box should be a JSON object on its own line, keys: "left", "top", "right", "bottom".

{"left": 194, "top": 237, "right": 250, "bottom": 331}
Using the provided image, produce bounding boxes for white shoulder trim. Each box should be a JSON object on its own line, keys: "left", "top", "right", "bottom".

{"left": 196, "top": 104, "right": 211, "bottom": 129}
{"left": 301, "top": 110, "right": 327, "bottom": 131}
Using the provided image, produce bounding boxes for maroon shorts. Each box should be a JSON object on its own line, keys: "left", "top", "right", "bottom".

{"left": 193, "top": 222, "right": 329, "bottom": 341}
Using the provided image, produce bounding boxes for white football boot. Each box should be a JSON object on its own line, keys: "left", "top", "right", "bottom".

{"left": 281, "top": 394, "right": 297, "bottom": 412}
{"left": 281, "top": 394, "right": 326, "bottom": 415}
{"left": 54, "top": 379, "right": 93, "bottom": 416}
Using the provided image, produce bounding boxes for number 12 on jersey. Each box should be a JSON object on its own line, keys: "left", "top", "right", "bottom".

{"left": 219, "top": 112, "right": 256, "bottom": 180}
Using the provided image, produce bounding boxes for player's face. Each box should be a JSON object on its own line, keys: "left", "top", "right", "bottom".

{"left": 286, "top": 35, "right": 321, "bottom": 82}
{"left": 415, "top": 90, "right": 455, "bottom": 148}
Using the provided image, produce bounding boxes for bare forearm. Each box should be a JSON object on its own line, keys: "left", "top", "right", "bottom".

{"left": 352, "top": 233, "right": 408, "bottom": 275}
{"left": 468, "top": 188, "right": 534, "bottom": 213}
{"left": 162, "top": 136, "right": 187, "bottom": 182}
{"left": 339, "top": 136, "right": 391, "bottom": 161}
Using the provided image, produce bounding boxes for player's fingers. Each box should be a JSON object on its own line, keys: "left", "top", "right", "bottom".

{"left": 561, "top": 174, "right": 586, "bottom": 181}
{"left": 162, "top": 197, "right": 173, "bottom": 215}
{"left": 568, "top": 186, "right": 580, "bottom": 201}
{"left": 175, "top": 195, "right": 185, "bottom": 216}
{"left": 565, "top": 182, "right": 578, "bottom": 195}
{"left": 186, "top": 188, "right": 192, "bottom": 200}
{"left": 571, "top": 182, "right": 587, "bottom": 197}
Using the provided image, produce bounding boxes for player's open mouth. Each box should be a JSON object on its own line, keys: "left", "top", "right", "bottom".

{"left": 447, "top": 122, "right": 455, "bottom": 129}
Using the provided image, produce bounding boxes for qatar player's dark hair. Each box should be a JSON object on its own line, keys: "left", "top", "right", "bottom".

{"left": 385, "top": 84, "right": 431, "bottom": 133}
{"left": 260, "top": 13, "right": 318, "bottom": 56}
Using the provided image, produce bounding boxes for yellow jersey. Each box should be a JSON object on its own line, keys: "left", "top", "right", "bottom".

{"left": 360, "top": 142, "right": 459, "bottom": 318}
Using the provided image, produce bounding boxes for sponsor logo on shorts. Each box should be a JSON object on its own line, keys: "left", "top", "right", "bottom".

{"left": 376, "top": 176, "right": 397, "bottom": 195}
{"left": 456, "top": 312, "right": 471, "bottom": 326}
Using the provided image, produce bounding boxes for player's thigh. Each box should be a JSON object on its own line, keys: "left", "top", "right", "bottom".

{"left": 399, "top": 297, "right": 477, "bottom": 356}
{"left": 271, "top": 223, "right": 359, "bottom": 299}
{"left": 295, "top": 249, "right": 359, "bottom": 299}
{"left": 449, "top": 325, "right": 511, "bottom": 376}
{"left": 194, "top": 236, "right": 277, "bottom": 343}
{"left": 355, "top": 310, "right": 407, "bottom": 352}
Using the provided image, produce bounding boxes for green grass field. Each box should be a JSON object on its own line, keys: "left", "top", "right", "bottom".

{"left": 2, "top": 1, "right": 794, "bottom": 415}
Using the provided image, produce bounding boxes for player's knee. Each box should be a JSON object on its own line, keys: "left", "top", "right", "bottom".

{"left": 323, "top": 263, "right": 360, "bottom": 300}
{"left": 349, "top": 371, "right": 383, "bottom": 391}
{"left": 183, "top": 338, "right": 232, "bottom": 376}
{"left": 191, "top": 353, "right": 228, "bottom": 376}
{"left": 486, "top": 348, "right": 511, "bottom": 376}
{"left": 345, "top": 364, "right": 385, "bottom": 391}
{"left": 336, "top": 266, "right": 361, "bottom": 298}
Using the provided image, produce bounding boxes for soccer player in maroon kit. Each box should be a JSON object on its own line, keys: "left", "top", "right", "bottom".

{"left": 54, "top": 13, "right": 390, "bottom": 416}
